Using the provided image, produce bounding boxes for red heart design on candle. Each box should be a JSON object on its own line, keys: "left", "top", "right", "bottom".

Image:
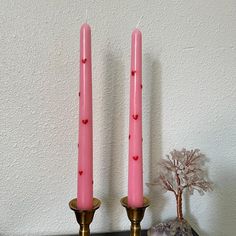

{"left": 79, "top": 171, "right": 83, "bottom": 176}
{"left": 131, "top": 70, "right": 136, "bottom": 76}
{"left": 129, "top": 134, "right": 131, "bottom": 139}
{"left": 82, "top": 58, "right": 87, "bottom": 64}
{"left": 92, "top": 180, "right": 94, "bottom": 184}
{"left": 140, "top": 84, "right": 143, "bottom": 89}
{"left": 78, "top": 143, "right": 79, "bottom": 148}
{"left": 132, "top": 114, "right": 138, "bottom": 120}
{"left": 82, "top": 119, "right": 88, "bottom": 124}
{"left": 133, "top": 156, "right": 139, "bottom": 161}
{"left": 78, "top": 92, "right": 80, "bottom": 97}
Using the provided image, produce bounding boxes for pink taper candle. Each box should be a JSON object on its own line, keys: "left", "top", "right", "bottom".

{"left": 77, "top": 23, "right": 93, "bottom": 210}
{"left": 128, "top": 29, "right": 143, "bottom": 207}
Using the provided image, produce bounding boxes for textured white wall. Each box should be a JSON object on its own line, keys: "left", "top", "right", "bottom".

{"left": 0, "top": 1, "right": 236, "bottom": 235}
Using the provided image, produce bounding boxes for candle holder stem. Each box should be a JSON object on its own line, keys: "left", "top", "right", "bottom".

{"left": 69, "top": 198, "right": 101, "bottom": 236}
{"left": 121, "top": 196, "right": 150, "bottom": 236}
{"left": 131, "top": 221, "right": 141, "bottom": 236}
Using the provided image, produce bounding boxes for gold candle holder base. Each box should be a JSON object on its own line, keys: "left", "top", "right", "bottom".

{"left": 121, "top": 196, "right": 150, "bottom": 236}
{"left": 69, "top": 198, "right": 101, "bottom": 236}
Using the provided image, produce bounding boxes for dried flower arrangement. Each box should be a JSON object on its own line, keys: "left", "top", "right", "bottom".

{"left": 148, "top": 148, "right": 213, "bottom": 236}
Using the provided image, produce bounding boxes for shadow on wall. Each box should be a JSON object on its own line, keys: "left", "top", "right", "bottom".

{"left": 185, "top": 169, "right": 236, "bottom": 236}
{"left": 184, "top": 114, "right": 236, "bottom": 236}
{"left": 213, "top": 169, "right": 236, "bottom": 236}
{"left": 144, "top": 54, "right": 166, "bottom": 225}
{"left": 184, "top": 191, "right": 208, "bottom": 236}
{"left": 184, "top": 156, "right": 211, "bottom": 236}
{"left": 100, "top": 48, "right": 126, "bottom": 231}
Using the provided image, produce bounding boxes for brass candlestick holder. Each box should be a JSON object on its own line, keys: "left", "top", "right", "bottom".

{"left": 121, "top": 196, "right": 150, "bottom": 236}
{"left": 69, "top": 198, "right": 101, "bottom": 236}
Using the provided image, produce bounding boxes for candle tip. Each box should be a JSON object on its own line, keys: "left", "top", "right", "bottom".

{"left": 81, "top": 23, "right": 91, "bottom": 32}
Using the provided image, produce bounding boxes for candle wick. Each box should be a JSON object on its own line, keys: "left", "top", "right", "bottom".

{"left": 136, "top": 15, "right": 143, "bottom": 29}
{"left": 85, "top": 9, "right": 88, "bottom": 23}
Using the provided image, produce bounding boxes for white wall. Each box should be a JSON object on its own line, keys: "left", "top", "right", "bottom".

{"left": 0, "top": 1, "right": 235, "bottom": 235}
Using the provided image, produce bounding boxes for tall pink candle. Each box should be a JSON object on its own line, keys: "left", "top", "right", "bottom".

{"left": 77, "top": 23, "right": 93, "bottom": 210}
{"left": 128, "top": 29, "right": 143, "bottom": 207}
